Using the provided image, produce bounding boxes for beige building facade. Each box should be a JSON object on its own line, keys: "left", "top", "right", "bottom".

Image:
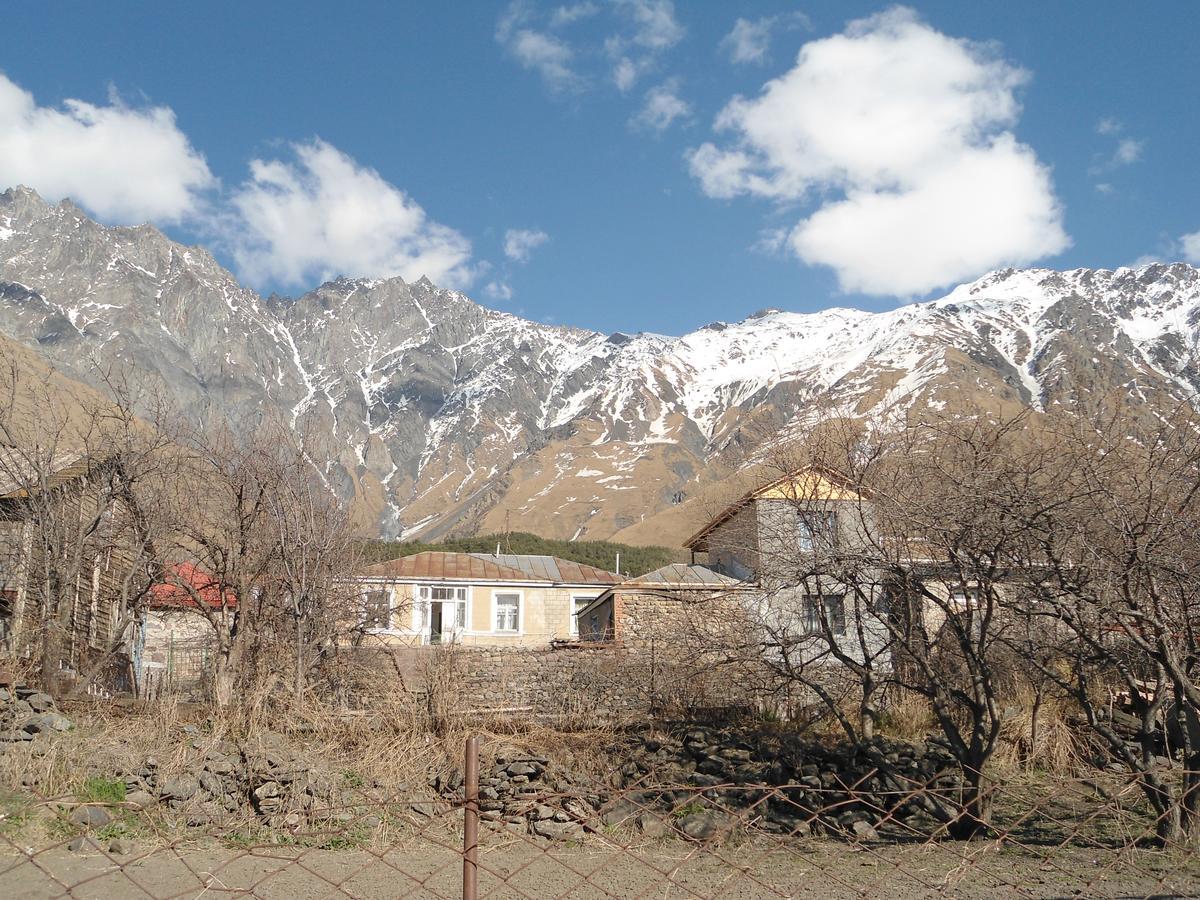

{"left": 353, "top": 552, "right": 621, "bottom": 648}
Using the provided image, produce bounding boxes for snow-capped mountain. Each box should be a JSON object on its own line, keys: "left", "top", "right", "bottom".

{"left": 1, "top": 186, "right": 1197, "bottom": 545}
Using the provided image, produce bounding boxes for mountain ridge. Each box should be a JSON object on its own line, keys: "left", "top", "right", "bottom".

{"left": 2, "top": 185, "right": 1198, "bottom": 546}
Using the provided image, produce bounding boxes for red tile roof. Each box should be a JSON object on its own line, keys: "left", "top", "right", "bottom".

{"left": 149, "top": 562, "right": 236, "bottom": 610}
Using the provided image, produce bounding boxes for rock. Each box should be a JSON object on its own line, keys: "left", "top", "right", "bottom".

{"left": 67, "top": 836, "right": 91, "bottom": 853}
{"left": 850, "top": 819, "right": 879, "bottom": 841}
{"left": 600, "top": 800, "right": 638, "bottom": 828}
{"left": 125, "top": 790, "right": 156, "bottom": 810}
{"left": 26, "top": 693, "right": 54, "bottom": 713}
{"left": 363, "top": 814, "right": 382, "bottom": 828}
{"left": 678, "top": 812, "right": 723, "bottom": 841}
{"left": 160, "top": 774, "right": 200, "bottom": 802}
{"left": 532, "top": 819, "right": 581, "bottom": 841}
{"left": 507, "top": 761, "right": 539, "bottom": 777}
{"left": 24, "top": 713, "right": 72, "bottom": 733}
{"left": 199, "top": 772, "right": 225, "bottom": 796}
{"left": 107, "top": 839, "right": 130, "bottom": 855}
{"left": 204, "top": 754, "right": 237, "bottom": 775}
{"left": 0, "top": 729, "right": 33, "bottom": 742}
{"left": 637, "top": 813, "right": 666, "bottom": 838}
{"left": 69, "top": 806, "right": 112, "bottom": 828}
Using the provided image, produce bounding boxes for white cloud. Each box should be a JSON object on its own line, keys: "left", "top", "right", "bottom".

{"left": 1181, "top": 231, "right": 1200, "bottom": 264}
{"left": 0, "top": 73, "right": 214, "bottom": 223}
{"left": 752, "top": 226, "right": 790, "bottom": 256}
{"left": 1088, "top": 117, "right": 1144, "bottom": 180}
{"left": 496, "top": 3, "right": 582, "bottom": 92}
{"left": 688, "top": 6, "right": 1069, "bottom": 295}
{"left": 550, "top": 2, "right": 598, "bottom": 27}
{"left": 616, "top": 0, "right": 684, "bottom": 50}
{"left": 606, "top": 1, "right": 684, "bottom": 92}
{"left": 483, "top": 280, "right": 514, "bottom": 301}
{"left": 1113, "top": 137, "right": 1143, "bottom": 165}
{"left": 497, "top": 1, "right": 682, "bottom": 97}
{"left": 720, "top": 13, "right": 810, "bottom": 65}
{"left": 504, "top": 227, "right": 550, "bottom": 263}
{"left": 225, "top": 139, "right": 473, "bottom": 289}
{"left": 630, "top": 79, "right": 691, "bottom": 132}
{"left": 613, "top": 57, "right": 638, "bottom": 92}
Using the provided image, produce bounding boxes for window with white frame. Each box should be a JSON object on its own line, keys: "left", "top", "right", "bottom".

{"left": 570, "top": 595, "right": 596, "bottom": 635}
{"left": 361, "top": 589, "right": 392, "bottom": 630}
{"left": 494, "top": 592, "right": 520, "bottom": 633}
{"left": 948, "top": 586, "right": 981, "bottom": 609}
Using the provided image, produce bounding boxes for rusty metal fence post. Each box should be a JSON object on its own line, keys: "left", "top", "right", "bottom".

{"left": 463, "top": 733, "right": 480, "bottom": 900}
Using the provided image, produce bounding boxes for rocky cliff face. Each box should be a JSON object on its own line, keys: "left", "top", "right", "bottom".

{"left": 1, "top": 186, "right": 1197, "bottom": 545}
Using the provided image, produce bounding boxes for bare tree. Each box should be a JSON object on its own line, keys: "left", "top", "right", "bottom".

{"left": 159, "top": 421, "right": 361, "bottom": 708}
{"left": 0, "top": 356, "right": 176, "bottom": 696}
{"left": 262, "top": 438, "right": 362, "bottom": 702}
{"left": 1004, "top": 405, "right": 1200, "bottom": 844}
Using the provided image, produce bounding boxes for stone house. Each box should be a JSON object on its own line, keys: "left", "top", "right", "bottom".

{"left": 682, "top": 465, "right": 893, "bottom": 667}
{"left": 134, "top": 562, "right": 233, "bottom": 698}
{"left": 351, "top": 551, "right": 621, "bottom": 647}
{"left": 576, "top": 564, "right": 750, "bottom": 644}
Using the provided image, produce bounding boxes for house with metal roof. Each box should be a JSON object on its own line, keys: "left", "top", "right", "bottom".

{"left": 352, "top": 551, "right": 621, "bottom": 647}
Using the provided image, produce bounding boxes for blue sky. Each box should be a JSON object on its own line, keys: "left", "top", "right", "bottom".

{"left": 2, "top": 1, "right": 1198, "bottom": 334}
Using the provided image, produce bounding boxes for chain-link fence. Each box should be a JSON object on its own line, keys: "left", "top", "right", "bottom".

{"left": 3, "top": 720, "right": 1200, "bottom": 899}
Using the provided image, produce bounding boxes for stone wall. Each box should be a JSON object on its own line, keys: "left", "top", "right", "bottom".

{"left": 372, "top": 591, "right": 773, "bottom": 720}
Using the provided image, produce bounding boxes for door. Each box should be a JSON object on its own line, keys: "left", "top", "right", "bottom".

{"left": 416, "top": 585, "right": 469, "bottom": 644}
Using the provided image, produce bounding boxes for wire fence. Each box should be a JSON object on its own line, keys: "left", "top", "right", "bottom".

{"left": 3, "top": 728, "right": 1200, "bottom": 899}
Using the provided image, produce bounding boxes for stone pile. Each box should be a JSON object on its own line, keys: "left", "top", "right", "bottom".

{"left": 437, "top": 727, "right": 966, "bottom": 843}
{"left": 0, "top": 683, "right": 73, "bottom": 745}
{"left": 609, "top": 724, "right": 964, "bottom": 839}
{"left": 435, "top": 746, "right": 601, "bottom": 841}
{"left": 119, "top": 730, "right": 350, "bottom": 827}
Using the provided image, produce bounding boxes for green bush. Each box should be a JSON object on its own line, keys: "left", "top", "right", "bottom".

{"left": 360, "top": 531, "right": 682, "bottom": 577}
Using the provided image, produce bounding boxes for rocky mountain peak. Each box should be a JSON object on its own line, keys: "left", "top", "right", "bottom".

{"left": 0, "top": 196, "right": 1197, "bottom": 544}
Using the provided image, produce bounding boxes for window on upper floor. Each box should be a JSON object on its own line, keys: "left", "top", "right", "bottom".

{"left": 801, "top": 593, "right": 846, "bottom": 636}
{"left": 797, "top": 509, "right": 837, "bottom": 552}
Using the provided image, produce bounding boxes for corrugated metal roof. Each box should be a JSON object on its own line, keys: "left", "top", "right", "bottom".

{"left": 359, "top": 551, "right": 620, "bottom": 584}
{"left": 621, "top": 563, "right": 745, "bottom": 588}
{"left": 472, "top": 554, "right": 621, "bottom": 585}
{"left": 360, "top": 552, "right": 533, "bottom": 582}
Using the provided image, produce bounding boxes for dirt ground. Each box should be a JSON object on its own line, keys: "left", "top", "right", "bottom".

{"left": 3, "top": 830, "right": 1200, "bottom": 899}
